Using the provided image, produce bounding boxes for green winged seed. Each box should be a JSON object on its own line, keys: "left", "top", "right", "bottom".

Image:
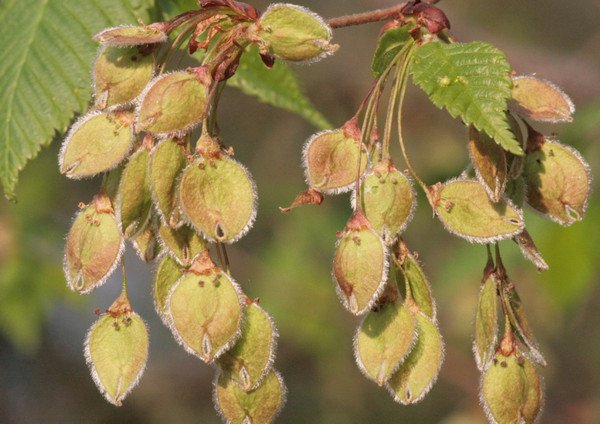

{"left": 398, "top": 250, "right": 436, "bottom": 320}
{"left": 94, "top": 46, "right": 155, "bottom": 110}
{"left": 386, "top": 312, "right": 444, "bottom": 405}
{"left": 474, "top": 274, "right": 499, "bottom": 371}
{"left": 64, "top": 198, "right": 124, "bottom": 294}
{"left": 152, "top": 255, "right": 185, "bottom": 326}
{"left": 511, "top": 75, "right": 575, "bottom": 123}
{"left": 149, "top": 139, "right": 187, "bottom": 227}
{"left": 514, "top": 230, "right": 549, "bottom": 272}
{"left": 84, "top": 311, "right": 149, "bottom": 406}
{"left": 94, "top": 24, "right": 168, "bottom": 46}
{"left": 214, "top": 369, "right": 286, "bottom": 424}
{"left": 354, "top": 299, "right": 417, "bottom": 385}
{"left": 481, "top": 352, "right": 530, "bottom": 424}
{"left": 372, "top": 25, "right": 412, "bottom": 77}
{"left": 59, "top": 111, "right": 134, "bottom": 179}
{"left": 178, "top": 157, "right": 257, "bottom": 243}
{"left": 132, "top": 218, "right": 159, "bottom": 262}
{"left": 158, "top": 224, "right": 208, "bottom": 267}
{"left": 504, "top": 287, "right": 547, "bottom": 366}
{"left": 433, "top": 179, "right": 525, "bottom": 244}
{"left": 333, "top": 212, "right": 389, "bottom": 315}
{"left": 117, "top": 148, "right": 152, "bottom": 238}
{"left": 468, "top": 126, "right": 508, "bottom": 203}
{"left": 521, "top": 357, "right": 544, "bottom": 424}
{"left": 356, "top": 160, "right": 416, "bottom": 243}
{"left": 219, "top": 303, "right": 278, "bottom": 392}
{"left": 258, "top": 3, "right": 337, "bottom": 62}
{"left": 167, "top": 264, "right": 244, "bottom": 363}
{"left": 136, "top": 71, "right": 210, "bottom": 137}
{"left": 303, "top": 124, "right": 368, "bottom": 194}
{"left": 523, "top": 139, "right": 591, "bottom": 226}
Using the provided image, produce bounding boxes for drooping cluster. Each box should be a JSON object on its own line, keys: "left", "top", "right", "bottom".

{"left": 282, "top": 5, "right": 590, "bottom": 422}
{"left": 59, "top": 1, "right": 337, "bottom": 421}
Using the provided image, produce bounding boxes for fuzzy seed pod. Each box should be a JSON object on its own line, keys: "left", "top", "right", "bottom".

{"left": 94, "top": 24, "right": 168, "bottom": 46}
{"left": 511, "top": 75, "right": 575, "bottom": 123}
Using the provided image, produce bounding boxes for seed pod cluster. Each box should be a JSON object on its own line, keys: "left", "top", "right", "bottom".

{"left": 58, "top": 3, "right": 327, "bottom": 420}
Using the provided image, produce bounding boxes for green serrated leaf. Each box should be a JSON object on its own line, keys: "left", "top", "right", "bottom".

{"left": 411, "top": 41, "right": 523, "bottom": 155}
{"left": 371, "top": 26, "right": 412, "bottom": 77}
{"left": 229, "top": 46, "right": 332, "bottom": 130}
{"left": 0, "top": 0, "right": 154, "bottom": 198}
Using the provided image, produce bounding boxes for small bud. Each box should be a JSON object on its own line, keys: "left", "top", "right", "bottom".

{"left": 433, "top": 179, "right": 525, "bottom": 244}
{"left": 117, "top": 148, "right": 152, "bottom": 238}
{"left": 473, "top": 274, "right": 499, "bottom": 371}
{"left": 136, "top": 71, "right": 211, "bottom": 137}
{"left": 354, "top": 296, "right": 417, "bottom": 385}
{"left": 178, "top": 156, "right": 257, "bottom": 243}
{"left": 218, "top": 303, "right": 278, "bottom": 391}
{"left": 93, "top": 46, "right": 155, "bottom": 110}
{"left": 158, "top": 224, "right": 208, "bottom": 267}
{"left": 303, "top": 121, "right": 368, "bottom": 194}
{"left": 64, "top": 196, "right": 124, "bottom": 294}
{"left": 152, "top": 255, "right": 185, "bottom": 326}
{"left": 214, "top": 369, "right": 287, "bottom": 424}
{"left": 167, "top": 259, "right": 244, "bottom": 363}
{"left": 467, "top": 126, "right": 508, "bottom": 203}
{"left": 257, "top": 4, "right": 337, "bottom": 62}
{"left": 149, "top": 139, "right": 188, "bottom": 227}
{"left": 93, "top": 24, "right": 168, "bottom": 46}
{"left": 59, "top": 111, "right": 134, "bottom": 179}
{"left": 84, "top": 308, "right": 149, "bottom": 406}
{"left": 333, "top": 211, "right": 388, "bottom": 315}
{"left": 355, "top": 160, "right": 416, "bottom": 243}
{"left": 523, "top": 135, "right": 591, "bottom": 226}
{"left": 386, "top": 313, "right": 444, "bottom": 404}
{"left": 511, "top": 75, "right": 575, "bottom": 123}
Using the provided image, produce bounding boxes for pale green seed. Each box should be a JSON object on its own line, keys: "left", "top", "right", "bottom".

{"left": 158, "top": 224, "right": 208, "bottom": 267}
{"left": 84, "top": 312, "right": 149, "bottom": 406}
{"left": 511, "top": 75, "right": 574, "bottom": 123}
{"left": 117, "top": 148, "right": 152, "bottom": 238}
{"left": 357, "top": 161, "right": 415, "bottom": 243}
{"left": 59, "top": 111, "right": 134, "bottom": 179}
{"left": 219, "top": 303, "right": 277, "bottom": 391}
{"left": 152, "top": 255, "right": 185, "bottom": 326}
{"left": 94, "top": 24, "right": 168, "bottom": 46}
{"left": 303, "top": 128, "right": 368, "bottom": 194}
{"left": 258, "top": 4, "right": 336, "bottom": 62}
{"left": 64, "top": 202, "right": 124, "bottom": 294}
{"left": 178, "top": 157, "right": 257, "bottom": 243}
{"left": 355, "top": 299, "right": 417, "bottom": 385}
{"left": 93, "top": 46, "right": 155, "bottom": 109}
{"left": 136, "top": 72, "right": 209, "bottom": 136}
{"left": 386, "top": 312, "right": 444, "bottom": 404}
{"left": 333, "top": 213, "right": 388, "bottom": 315}
{"left": 398, "top": 252, "right": 436, "bottom": 320}
{"left": 523, "top": 140, "right": 591, "bottom": 226}
{"left": 433, "top": 179, "right": 524, "bottom": 243}
{"left": 149, "top": 138, "right": 187, "bottom": 227}
{"left": 214, "top": 369, "right": 286, "bottom": 424}
{"left": 167, "top": 269, "right": 243, "bottom": 363}
{"left": 474, "top": 274, "right": 499, "bottom": 371}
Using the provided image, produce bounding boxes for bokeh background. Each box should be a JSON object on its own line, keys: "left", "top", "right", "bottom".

{"left": 1, "top": 0, "right": 599, "bottom": 423}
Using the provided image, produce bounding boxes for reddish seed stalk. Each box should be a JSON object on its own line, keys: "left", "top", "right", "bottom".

{"left": 326, "top": 0, "right": 440, "bottom": 29}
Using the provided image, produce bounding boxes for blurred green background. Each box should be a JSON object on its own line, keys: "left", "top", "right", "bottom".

{"left": 1, "top": 0, "right": 599, "bottom": 423}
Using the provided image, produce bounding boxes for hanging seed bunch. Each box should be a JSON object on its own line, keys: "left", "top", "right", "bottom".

{"left": 56, "top": 0, "right": 591, "bottom": 421}
{"left": 281, "top": 2, "right": 590, "bottom": 422}
{"left": 59, "top": 0, "right": 338, "bottom": 421}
